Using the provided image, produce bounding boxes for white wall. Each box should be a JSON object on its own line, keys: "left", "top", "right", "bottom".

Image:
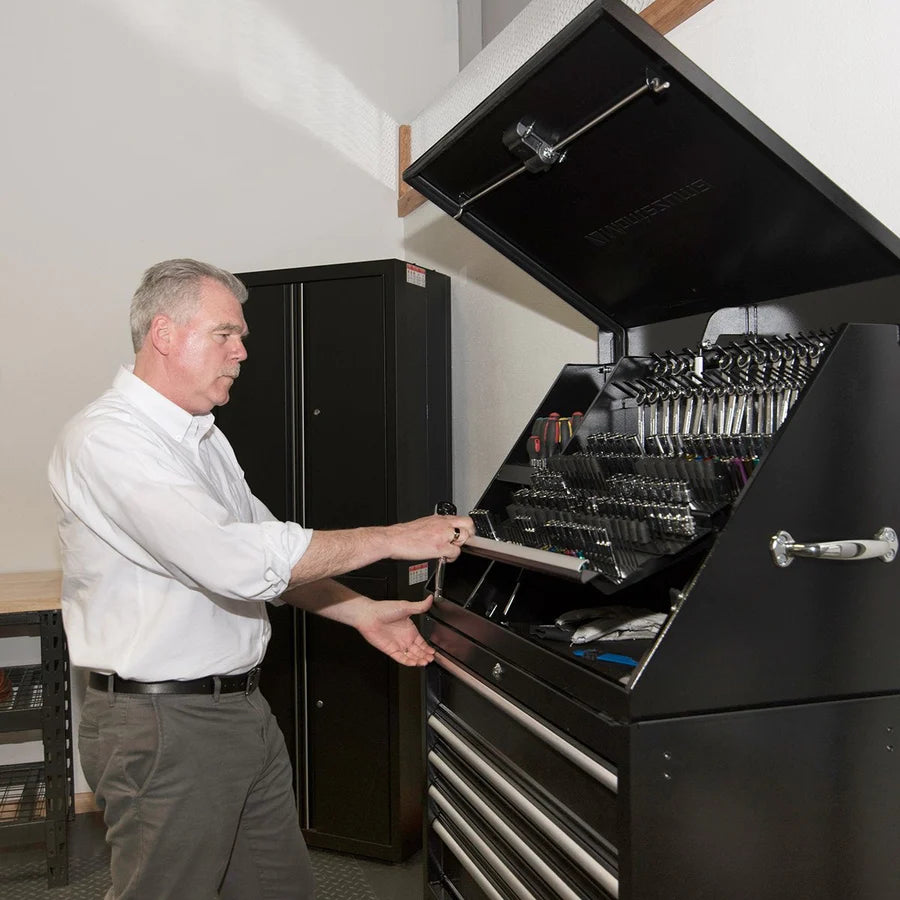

{"left": 0, "top": 0, "right": 458, "bottom": 792}
{"left": 0, "top": 0, "right": 458, "bottom": 575}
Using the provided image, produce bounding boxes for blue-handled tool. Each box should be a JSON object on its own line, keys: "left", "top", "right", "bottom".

{"left": 572, "top": 649, "right": 638, "bottom": 667}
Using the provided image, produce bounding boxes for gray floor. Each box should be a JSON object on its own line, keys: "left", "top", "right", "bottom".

{"left": 0, "top": 813, "right": 425, "bottom": 899}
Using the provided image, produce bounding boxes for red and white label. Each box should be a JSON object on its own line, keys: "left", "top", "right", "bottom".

{"left": 408, "top": 562, "right": 429, "bottom": 585}
{"left": 406, "top": 263, "right": 426, "bottom": 288}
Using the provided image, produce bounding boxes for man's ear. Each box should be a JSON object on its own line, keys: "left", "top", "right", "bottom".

{"left": 148, "top": 315, "right": 173, "bottom": 355}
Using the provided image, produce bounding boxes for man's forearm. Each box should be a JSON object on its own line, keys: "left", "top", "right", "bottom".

{"left": 282, "top": 576, "right": 436, "bottom": 668}
{"left": 288, "top": 527, "right": 390, "bottom": 589}
{"left": 287, "top": 512, "right": 474, "bottom": 588}
{"left": 282, "top": 577, "right": 369, "bottom": 626}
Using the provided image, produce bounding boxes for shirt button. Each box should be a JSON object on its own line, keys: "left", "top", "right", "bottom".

{"left": 265, "top": 568, "right": 277, "bottom": 582}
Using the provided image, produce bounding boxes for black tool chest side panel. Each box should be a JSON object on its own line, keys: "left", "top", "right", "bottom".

{"left": 626, "top": 694, "right": 900, "bottom": 900}
{"left": 630, "top": 323, "right": 900, "bottom": 718}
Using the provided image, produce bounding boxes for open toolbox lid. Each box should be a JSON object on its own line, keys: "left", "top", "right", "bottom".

{"left": 404, "top": 0, "right": 900, "bottom": 330}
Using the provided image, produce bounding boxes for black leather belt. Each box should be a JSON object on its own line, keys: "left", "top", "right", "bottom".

{"left": 89, "top": 667, "right": 261, "bottom": 696}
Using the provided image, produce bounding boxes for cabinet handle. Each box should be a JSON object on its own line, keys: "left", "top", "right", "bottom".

{"left": 431, "top": 753, "right": 584, "bottom": 900}
{"left": 431, "top": 786, "right": 540, "bottom": 900}
{"left": 770, "top": 527, "right": 897, "bottom": 567}
{"left": 430, "top": 717, "right": 619, "bottom": 898}
{"left": 432, "top": 820, "right": 506, "bottom": 900}
{"left": 435, "top": 651, "right": 617, "bottom": 792}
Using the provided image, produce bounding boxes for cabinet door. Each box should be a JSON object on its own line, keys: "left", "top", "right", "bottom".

{"left": 304, "top": 575, "right": 392, "bottom": 846}
{"left": 300, "top": 277, "right": 387, "bottom": 529}
{"left": 214, "top": 284, "right": 298, "bottom": 786}
{"left": 215, "top": 282, "right": 294, "bottom": 521}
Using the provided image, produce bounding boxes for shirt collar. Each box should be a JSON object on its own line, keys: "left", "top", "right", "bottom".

{"left": 113, "top": 365, "right": 216, "bottom": 444}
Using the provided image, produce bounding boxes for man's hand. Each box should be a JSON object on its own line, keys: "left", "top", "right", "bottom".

{"left": 355, "top": 595, "right": 436, "bottom": 667}
{"left": 284, "top": 580, "right": 436, "bottom": 666}
{"left": 384, "top": 513, "right": 475, "bottom": 562}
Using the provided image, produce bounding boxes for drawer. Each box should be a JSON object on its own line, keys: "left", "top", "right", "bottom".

{"left": 428, "top": 818, "right": 514, "bottom": 900}
{"left": 428, "top": 736, "right": 617, "bottom": 899}
{"left": 428, "top": 618, "right": 628, "bottom": 764}
{"left": 430, "top": 650, "right": 621, "bottom": 845}
{"left": 427, "top": 653, "right": 619, "bottom": 898}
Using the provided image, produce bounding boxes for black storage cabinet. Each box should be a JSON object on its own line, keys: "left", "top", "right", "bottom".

{"left": 215, "top": 258, "right": 451, "bottom": 861}
{"left": 404, "top": 2, "right": 900, "bottom": 898}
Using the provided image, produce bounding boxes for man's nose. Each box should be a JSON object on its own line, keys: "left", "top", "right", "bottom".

{"left": 233, "top": 338, "right": 248, "bottom": 361}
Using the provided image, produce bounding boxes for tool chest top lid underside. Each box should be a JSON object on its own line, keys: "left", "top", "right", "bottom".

{"left": 403, "top": 0, "right": 900, "bottom": 330}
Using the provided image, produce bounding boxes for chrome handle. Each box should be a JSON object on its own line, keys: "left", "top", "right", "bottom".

{"left": 431, "top": 820, "right": 506, "bottom": 900}
{"left": 430, "top": 787, "right": 540, "bottom": 900}
{"left": 429, "top": 720, "right": 619, "bottom": 897}
{"left": 770, "top": 527, "right": 897, "bottom": 568}
{"left": 430, "top": 754, "right": 584, "bottom": 900}
{"left": 435, "top": 652, "right": 617, "bottom": 792}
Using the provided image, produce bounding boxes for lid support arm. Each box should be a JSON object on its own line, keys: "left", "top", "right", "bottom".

{"left": 453, "top": 74, "right": 670, "bottom": 220}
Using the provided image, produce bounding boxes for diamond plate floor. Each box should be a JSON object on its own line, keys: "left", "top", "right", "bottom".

{"left": 0, "top": 815, "right": 423, "bottom": 899}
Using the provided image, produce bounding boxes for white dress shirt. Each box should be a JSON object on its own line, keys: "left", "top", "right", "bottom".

{"left": 48, "top": 366, "right": 312, "bottom": 680}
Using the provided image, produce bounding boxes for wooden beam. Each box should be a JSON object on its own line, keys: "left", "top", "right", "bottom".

{"left": 398, "top": 0, "right": 716, "bottom": 216}
{"left": 398, "top": 123, "right": 426, "bottom": 217}
{"left": 641, "top": 0, "right": 715, "bottom": 35}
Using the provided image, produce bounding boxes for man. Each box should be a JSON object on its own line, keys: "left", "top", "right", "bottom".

{"left": 48, "top": 258, "right": 473, "bottom": 899}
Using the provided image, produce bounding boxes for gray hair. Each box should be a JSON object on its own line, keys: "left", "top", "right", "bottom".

{"left": 129, "top": 258, "right": 248, "bottom": 351}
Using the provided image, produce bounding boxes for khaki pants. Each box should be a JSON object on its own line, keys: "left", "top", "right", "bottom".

{"left": 79, "top": 685, "right": 314, "bottom": 899}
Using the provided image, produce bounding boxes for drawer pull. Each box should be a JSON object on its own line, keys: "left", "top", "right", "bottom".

{"left": 431, "top": 753, "right": 585, "bottom": 900}
{"left": 435, "top": 651, "right": 618, "bottom": 793}
{"left": 430, "top": 717, "right": 619, "bottom": 898}
{"left": 432, "top": 820, "right": 507, "bottom": 900}
{"left": 431, "top": 786, "right": 540, "bottom": 900}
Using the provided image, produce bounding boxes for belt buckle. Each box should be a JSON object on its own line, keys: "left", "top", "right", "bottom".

{"left": 245, "top": 667, "right": 261, "bottom": 695}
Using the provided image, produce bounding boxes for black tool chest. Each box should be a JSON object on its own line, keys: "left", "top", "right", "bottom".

{"left": 403, "top": 2, "right": 900, "bottom": 898}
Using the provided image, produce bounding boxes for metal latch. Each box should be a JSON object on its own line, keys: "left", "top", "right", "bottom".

{"left": 502, "top": 120, "right": 566, "bottom": 172}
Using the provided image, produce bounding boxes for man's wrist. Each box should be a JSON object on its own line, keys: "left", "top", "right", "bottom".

{"left": 360, "top": 524, "right": 392, "bottom": 562}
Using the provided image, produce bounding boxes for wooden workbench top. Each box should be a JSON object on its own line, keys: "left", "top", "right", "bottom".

{"left": 0, "top": 570, "right": 62, "bottom": 614}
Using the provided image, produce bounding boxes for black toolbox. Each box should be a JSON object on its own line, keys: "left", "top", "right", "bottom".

{"left": 403, "top": 2, "right": 900, "bottom": 898}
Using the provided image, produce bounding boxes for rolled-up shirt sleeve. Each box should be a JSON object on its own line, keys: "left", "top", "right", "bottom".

{"left": 59, "top": 420, "right": 311, "bottom": 602}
